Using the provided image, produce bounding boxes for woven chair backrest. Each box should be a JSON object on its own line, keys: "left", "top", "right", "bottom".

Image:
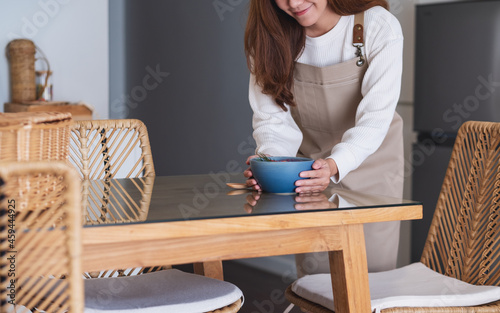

{"left": 421, "top": 121, "right": 500, "bottom": 287}
{"left": 69, "top": 119, "right": 161, "bottom": 278}
{"left": 0, "top": 161, "right": 82, "bottom": 313}
{"left": 69, "top": 119, "right": 155, "bottom": 180}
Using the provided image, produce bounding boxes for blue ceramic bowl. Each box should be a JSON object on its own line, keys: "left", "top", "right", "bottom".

{"left": 250, "top": 156, "right": 314, "bottom": 194}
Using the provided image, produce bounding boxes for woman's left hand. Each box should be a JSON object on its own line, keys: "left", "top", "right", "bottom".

{"left": 295, "top": 158, "right": 338, "bottom": 193}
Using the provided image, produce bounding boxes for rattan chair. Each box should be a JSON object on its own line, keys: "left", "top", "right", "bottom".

{"left": 0, "top": 112, "right": 72, "bottom": 162}
{"left": 285, "top": 121, "right": 500, "bottom": 312}
{"left": 70, "top": 119, "right": 155, "bottom": 225}
{"left": 69, "top": 119, "right": 160, "bottom": 278}
{"left": 0, "top": 161, "right": 83, "bottom": 313}
{"left": 69, "top": 120, "right": 244, "bottom": 312}
{"left": 69, "top": 119, "right": 155, "bottom": 180}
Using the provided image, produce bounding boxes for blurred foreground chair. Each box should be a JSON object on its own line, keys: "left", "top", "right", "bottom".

{"left": 0, "top": 161, "right": 83, "bottom": 313}
{"left": 0, "top": 161, "right": 244, "bottom": 313}
{"left": 285, "top": 121, "right": 500, "bottom": 312}
{"left": 0, "top": 112, "right": 72, "bottom": 162}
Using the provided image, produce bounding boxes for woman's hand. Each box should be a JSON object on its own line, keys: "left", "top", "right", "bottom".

{"left": 295, "top": 158, "right": 338, "bottom": 193}
{"left": 243, "top": 155, "right": 262, "bottom": 191}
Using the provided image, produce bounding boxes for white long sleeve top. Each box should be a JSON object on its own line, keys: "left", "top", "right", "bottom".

{"left": 249, "top": 6, "right": 404, "bottom": 182}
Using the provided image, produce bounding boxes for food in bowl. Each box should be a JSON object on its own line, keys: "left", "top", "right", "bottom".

{"left": 250, "top": 156, "right": 314, "bottom": 194}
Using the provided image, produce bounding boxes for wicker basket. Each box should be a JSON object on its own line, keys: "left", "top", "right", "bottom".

{"left": 6, "top": 39, "right": 37, "bottom": 103}
{"left": 0, "top": 112, "right": 72, "bottom": 161}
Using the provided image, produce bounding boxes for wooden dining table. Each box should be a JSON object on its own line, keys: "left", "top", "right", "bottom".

{"left": 81, "top": 173, "right": 422, "bottom": 313}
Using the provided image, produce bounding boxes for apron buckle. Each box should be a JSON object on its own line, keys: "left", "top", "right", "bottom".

{"left": 353, "top": 43, "right": 365, "bottom": 67}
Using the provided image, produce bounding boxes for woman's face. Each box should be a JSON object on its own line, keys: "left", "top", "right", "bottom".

{"left": 274, "top": 0, "right": 337, "bottom": 36}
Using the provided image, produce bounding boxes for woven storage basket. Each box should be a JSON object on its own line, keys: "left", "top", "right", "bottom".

{"left": 6, "top": 39, "right": 37, "bottom": 102}
{"left": 0, "top": 112, "right": 72, "bottom": 161}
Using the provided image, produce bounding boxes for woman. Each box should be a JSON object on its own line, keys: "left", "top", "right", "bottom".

{"left": 243, "top": 0, "right": 405, "bottom": 276}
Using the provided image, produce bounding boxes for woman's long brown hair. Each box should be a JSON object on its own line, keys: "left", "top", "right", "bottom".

{"left": 244, "top": 0, "right": 388, "bottom": 111}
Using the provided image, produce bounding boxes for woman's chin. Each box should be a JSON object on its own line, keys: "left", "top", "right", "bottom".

{"left": 295, "top": 17, "right": 318, "bottom": 28}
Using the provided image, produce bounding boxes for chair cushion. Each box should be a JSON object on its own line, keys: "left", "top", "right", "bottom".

{"left": 291, "top": 262, "right": 500, "bottom": 313}
{"left": 5, "top": 304, "right": 31, "bottom": 312}
{"left": 84, "top": 269, "right": 243, "bottom": 313}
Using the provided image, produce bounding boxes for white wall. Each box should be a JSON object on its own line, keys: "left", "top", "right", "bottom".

{"left": 109, "top": 0, "right": 125, "bottom": 119}
{"left": 390, "top": 0, "right": 415, "bottom": 103}
{"left": 0, "top": 0, "right": 109, "bottom": 119}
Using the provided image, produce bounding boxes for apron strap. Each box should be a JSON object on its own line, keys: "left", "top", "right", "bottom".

{"left": 353, "top": 11, "right": 366, "bottom": 66}
{"left": 353, "top": 12, "right": 365, "bottom": 45}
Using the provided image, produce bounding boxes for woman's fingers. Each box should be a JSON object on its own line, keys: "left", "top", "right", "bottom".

{"left": 243, "top": 167, "right": 253, "bottom": 178}
{"left": 245, "top": 175, "right": 261, "bottom": 190}
{"left": 294, "top": 158, "right": 336, "bottom": 193}
{"left": 296, "top": 180, "right": 329, "bottom": 193}
{"left": 248, "top": 180, "right": 261, "bottom": 190}
{"left": 312, "top": 158, "right": 328, "bottom": 170}
{"left": 246, "top": 154, "right": 259, "bottom": 165}
{"left": 244, "top": 166, "right": 262, "bottom": 190}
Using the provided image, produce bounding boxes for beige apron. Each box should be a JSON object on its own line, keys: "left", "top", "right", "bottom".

{"left": 292, "top": 12, "right": 405, "bottom": 276}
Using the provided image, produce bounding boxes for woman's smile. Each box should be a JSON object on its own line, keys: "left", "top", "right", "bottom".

{"left": 275, "top": 0, "right": 340, "bottom": 37}
{"left": 292, "top": 4, "right": 313, "bottom": 17}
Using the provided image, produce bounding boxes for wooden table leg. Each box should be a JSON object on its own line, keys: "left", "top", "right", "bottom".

{"left": 193, "top": 260, "right": 224, "bottom": 280}
{"left": 329, "top": 224, "right": 371, "bottom": 313}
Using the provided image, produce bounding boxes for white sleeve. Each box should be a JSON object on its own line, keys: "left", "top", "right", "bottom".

{"left": 248, "top": 73, "right": 303, "bottom": 156}
{"left": 328, "top": 9, "right": 404, "bottom": 182}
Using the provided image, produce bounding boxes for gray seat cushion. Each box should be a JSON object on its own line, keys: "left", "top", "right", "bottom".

{"left": 85, "top": 269, "right": 243, "bottom": 313}
{"left": 291, "top": 262, "right": 500, "bottom": 313}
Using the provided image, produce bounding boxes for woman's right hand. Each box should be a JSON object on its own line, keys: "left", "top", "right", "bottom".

{"left": 244, "top": 155, "right": 262, "bottom": 191}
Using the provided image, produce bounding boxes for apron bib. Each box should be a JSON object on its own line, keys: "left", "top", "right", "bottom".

{"left": 292, "top": 12, "right": 405, "bottom": 276}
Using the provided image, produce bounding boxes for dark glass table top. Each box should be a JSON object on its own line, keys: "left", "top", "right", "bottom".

{"left": 82, "top": 174, "right": 421, "bottom": 227}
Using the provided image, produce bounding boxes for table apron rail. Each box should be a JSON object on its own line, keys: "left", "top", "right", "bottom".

{"left": 82, "top": 225, "right": 352, "bottom": 272}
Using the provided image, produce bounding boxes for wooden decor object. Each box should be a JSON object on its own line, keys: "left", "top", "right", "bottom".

{"left": 6, "top": 39, "right": 36, "bottom": 103}
{"left": 4, "top": 101, "right": 93, "bottom": 121}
